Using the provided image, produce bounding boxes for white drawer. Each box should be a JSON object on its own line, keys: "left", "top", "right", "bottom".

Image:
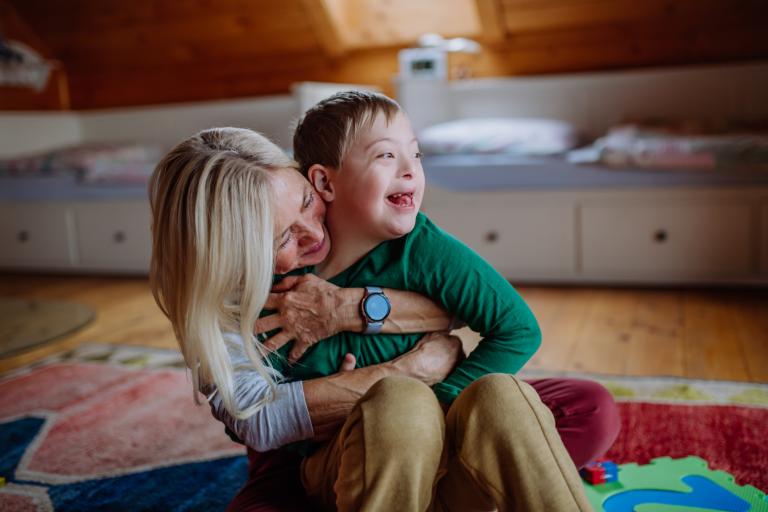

{"left": 74, "top": 202, "right": 151, "bottom": 271}
{"left": 581, "top": 201, "right": 753, "bottom": 279}
{"left": 761, "top": 202, "right": 768, "bottom": 275}
{"left": 0, "top": 203, "right": 74, "bottom": 267}
{"left": 424, "top": 199, "right": 575, "bottom": 278}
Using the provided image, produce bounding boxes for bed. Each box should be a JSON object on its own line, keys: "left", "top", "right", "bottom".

{"left": 397, "top": 62, "right": 768, "bottom": 285}
{"left": 0, "top": 82, "right": 378, "bottom": 274}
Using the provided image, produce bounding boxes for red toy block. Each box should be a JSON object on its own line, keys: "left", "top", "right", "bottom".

{"left": 580, "top": 459, "right": 619, "bottom": 485}
{"left": 581, "top": 464, "right": 606, "bottom": 484}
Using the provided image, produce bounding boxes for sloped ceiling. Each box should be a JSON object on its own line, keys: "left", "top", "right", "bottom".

{"left": 2, "top": 0, "right": 767, "bottom": 110}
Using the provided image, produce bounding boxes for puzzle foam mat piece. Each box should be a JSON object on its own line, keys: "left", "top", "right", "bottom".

{"left": 583, "top": 456, "right": 768, "bottom": 512}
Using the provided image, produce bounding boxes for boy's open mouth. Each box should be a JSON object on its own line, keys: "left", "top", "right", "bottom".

{"left": 387, "top": 192, "right": 414, "bottom": 208}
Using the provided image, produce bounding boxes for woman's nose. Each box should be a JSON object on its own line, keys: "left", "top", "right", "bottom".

{"left": 298, "top": 219, "right": 324, "bottom": 246}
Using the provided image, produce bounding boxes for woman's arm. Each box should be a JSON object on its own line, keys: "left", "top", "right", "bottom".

{"left": 303, "top": 332, "right": 462, "bottom": 440}
{"left": 210, "top": 331, "right": 462, "bottom": 449}
{"left": 256, "top": 273, "right": 452, "bottom": 362}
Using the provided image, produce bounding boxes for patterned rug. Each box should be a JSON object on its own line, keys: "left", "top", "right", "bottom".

{"left": 0, "top": 344, "right": 246, "bottom": 511}
{"left": 1, "top": 345, "right": 766, "bottom": 511}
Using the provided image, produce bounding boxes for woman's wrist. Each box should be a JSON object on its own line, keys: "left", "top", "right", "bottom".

{"left": 335, "top": 287, "right": 366, "bottom": 333}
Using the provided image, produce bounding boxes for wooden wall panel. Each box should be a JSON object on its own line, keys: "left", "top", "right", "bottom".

{"left": 1, "top": 0, "right": 766, "bottom": 110}
{"left": 340, "top": 0, "right": 480, "bottom": 48}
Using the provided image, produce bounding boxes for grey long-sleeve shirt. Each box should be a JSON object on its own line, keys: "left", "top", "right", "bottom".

{"left": 205, "top": 332, "right": 314, "bottom": 452}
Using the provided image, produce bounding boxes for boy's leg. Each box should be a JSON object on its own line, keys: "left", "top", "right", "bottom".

{"left": 526, "top": 378, "right": 620, "bottom": 468}
{"left": 301, "top": 375, "right": 445, "bottom": 512}
{"left": 434, "top": 374, "right": 592, "bottom": 512}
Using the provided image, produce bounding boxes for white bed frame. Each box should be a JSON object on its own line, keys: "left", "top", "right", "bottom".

{"left": 398, "top": 62, "right": 768, "bottom": 286}
{"left": 3, "top": 64, "right": 768, "bottom": 285}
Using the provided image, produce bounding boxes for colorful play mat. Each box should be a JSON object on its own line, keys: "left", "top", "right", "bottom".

{"left": 583, "top": 456, "right": 767, "bottom": 511}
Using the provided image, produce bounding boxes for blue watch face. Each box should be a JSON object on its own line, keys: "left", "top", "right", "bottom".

{"left": 365, "top": 294, "right": 391, "bottom": 322}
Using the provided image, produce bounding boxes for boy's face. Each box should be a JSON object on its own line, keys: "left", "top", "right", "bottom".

{"left": 333, "top": 111, "right": 425, "bottom": 241}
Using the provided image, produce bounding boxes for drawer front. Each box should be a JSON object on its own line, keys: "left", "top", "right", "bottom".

{"left": 424, "top": 200, "right": 575, "bottom": 278}
{"left": 581, "top": 201, "right": 752, "bottom": 278}
{"left": 0, "top": 203, "right": 74, "bottom": 267}
{"left": 74, "top": 202, "right": 152, "bottom": 271}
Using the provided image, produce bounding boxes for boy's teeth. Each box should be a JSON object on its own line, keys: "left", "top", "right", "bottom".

{"left": 388, "top": 192, "right": 413, "bottom": 207}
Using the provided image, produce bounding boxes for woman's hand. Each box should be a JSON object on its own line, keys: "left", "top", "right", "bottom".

{"left": 303, "top": 336, "right": 462, "bottom": 440}
{"left": 255, "top": 274, "right": 360, "bottom": 363}
{"left": 391, "top": 332, "right": 464, "bottom": 386}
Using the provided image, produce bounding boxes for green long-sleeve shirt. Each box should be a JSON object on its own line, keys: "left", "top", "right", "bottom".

{"left": 268, "top": 212, "right": 541, "bottom": 405}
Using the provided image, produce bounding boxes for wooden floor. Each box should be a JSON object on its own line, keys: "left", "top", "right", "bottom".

{"left": 1, "top": 274, "right": 766, "bottom": 382}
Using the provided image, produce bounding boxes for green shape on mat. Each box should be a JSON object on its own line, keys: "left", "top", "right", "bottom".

{"left": 119, "top": 355, "right": 152, "bottom": 367}
{"left": 603, "top": 382, "right": 637, "bottom": 398}
{"left": 83, "top": 352, "right": 113, "bottom": 362}
{"left": 652, "top": 384, "right": 712, "bottom": 401}
{"left": 583, "top": 456, "right": 768, "bottom": 511}
{"left": 729, "top": 388, "right": 768, "bottom": 406}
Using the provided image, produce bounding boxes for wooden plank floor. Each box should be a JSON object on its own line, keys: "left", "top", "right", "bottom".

{"left": 1, "top": 274, "right": 766, "bottom": 382}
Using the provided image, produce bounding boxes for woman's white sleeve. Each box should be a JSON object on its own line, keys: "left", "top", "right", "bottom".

{"left": 207, "top": 333, "right": 314, "bottom": 452}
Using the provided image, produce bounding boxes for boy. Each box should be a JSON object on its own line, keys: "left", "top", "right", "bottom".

{"left": 267, "top": 90, "right": 596, "bottom": 510}
{"left": 269, "top": 91, "right": 541, "bottom": 407}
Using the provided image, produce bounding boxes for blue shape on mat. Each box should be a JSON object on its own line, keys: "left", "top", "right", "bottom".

{"left": 604, "top": 475, "right": 750, "bottom": 512}
{"left": 0, "top": 416, "right": 46, "bottom": 477}
{"left": 48, "top": 455, "right": 248, "bottom": 512}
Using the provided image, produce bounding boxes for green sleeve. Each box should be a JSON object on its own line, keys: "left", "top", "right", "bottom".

{"left": 407, "top": 219, "right": 542, "bottom": 405}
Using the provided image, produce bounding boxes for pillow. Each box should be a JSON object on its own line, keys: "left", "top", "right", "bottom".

{"left": 0, "top": 142, "right": 165, "bottom": 184}
{"left": 418, "top": 118, "right": 580, "bottom": 156}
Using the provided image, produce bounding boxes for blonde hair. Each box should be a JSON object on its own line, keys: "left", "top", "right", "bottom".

{"left": 148, "top": 127, "right": 295, "bottom": 419}
{"left": 293, "top": 90, "right": 401, "bottom": 176}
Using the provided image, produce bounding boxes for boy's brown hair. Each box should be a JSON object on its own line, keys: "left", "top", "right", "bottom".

{"left": 292, "top": 90, "right": 401, "bottom": 176}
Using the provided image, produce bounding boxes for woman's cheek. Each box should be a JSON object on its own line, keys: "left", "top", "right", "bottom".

{"left": 315, "top": 196, "right": 327, "bottom": 219}
{"left": 274, "top": 251, "right": 292, "bottom": 275}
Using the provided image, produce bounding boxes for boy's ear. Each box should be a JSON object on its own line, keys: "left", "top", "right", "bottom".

{"left": 307, "top": 164, "right": 336, "bottom": 202}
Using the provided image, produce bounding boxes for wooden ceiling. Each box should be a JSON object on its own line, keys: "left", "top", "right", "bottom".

{"left": 2, "top": 0, "right": 767, "bottom": 110}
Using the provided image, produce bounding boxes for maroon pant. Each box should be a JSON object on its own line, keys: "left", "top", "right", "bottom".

{"left": 227, "top": 378, "right": 620, "bottom": 512}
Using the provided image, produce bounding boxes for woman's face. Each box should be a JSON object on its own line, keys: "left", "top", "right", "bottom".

{"left": 271, "top": 167, "right": 330, "bottom": 274}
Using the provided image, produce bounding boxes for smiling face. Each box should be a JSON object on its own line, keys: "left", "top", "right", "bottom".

{"left": 329, "top": 111, "right": 425, "bottom": 242}
{"left": 270, "top": 167, "right": 330, "bottom": 274}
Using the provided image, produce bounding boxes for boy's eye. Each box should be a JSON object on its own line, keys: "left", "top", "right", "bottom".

{"left": 414, "top": 152, "right": 422, "bottom": 159}
{"left": 378, "top": 152, "right": 395, "bottom": 159}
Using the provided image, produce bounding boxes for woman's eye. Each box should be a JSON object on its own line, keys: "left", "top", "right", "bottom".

{"left": 278, "top": 234, "right": 291, "bottom": 250}
{"left": 414, "top": 152, "right": 423, "bottom": 159}
{"left": 304, "top": 191, "right": 314, "bottom": 208}
{"left": 378, "top": 152, "right": 395, "bottom": 159}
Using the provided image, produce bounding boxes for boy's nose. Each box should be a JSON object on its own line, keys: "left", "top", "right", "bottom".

{"left": 398, "top": 165, "right": 413, "bottom": 179}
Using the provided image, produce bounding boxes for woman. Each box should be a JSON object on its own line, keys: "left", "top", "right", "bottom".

{"left": 149, "top": 127, "right": 605, "bottom": 511}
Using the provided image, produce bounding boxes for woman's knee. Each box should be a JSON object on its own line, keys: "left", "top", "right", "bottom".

{"left": 571, "top": 380, "right": 620, "bottom": 454}
{"left": 537, "top": 378, "right": 620, "bottom": 467}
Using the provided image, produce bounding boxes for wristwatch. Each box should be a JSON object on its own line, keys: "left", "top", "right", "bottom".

{"left": 360, "top": 286, "right": 391, "bottom": 334}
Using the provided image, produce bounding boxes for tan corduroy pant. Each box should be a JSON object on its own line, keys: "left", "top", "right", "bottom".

{"left": 300, "top": 374, "right": 592, "bottom": 512}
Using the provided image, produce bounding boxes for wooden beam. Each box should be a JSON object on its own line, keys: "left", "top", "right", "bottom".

{"left": 300, "top": 0, "right": 348, "bottom": 58}
{"left": 475, "top": 0, "right": 507, "bottom": 44}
